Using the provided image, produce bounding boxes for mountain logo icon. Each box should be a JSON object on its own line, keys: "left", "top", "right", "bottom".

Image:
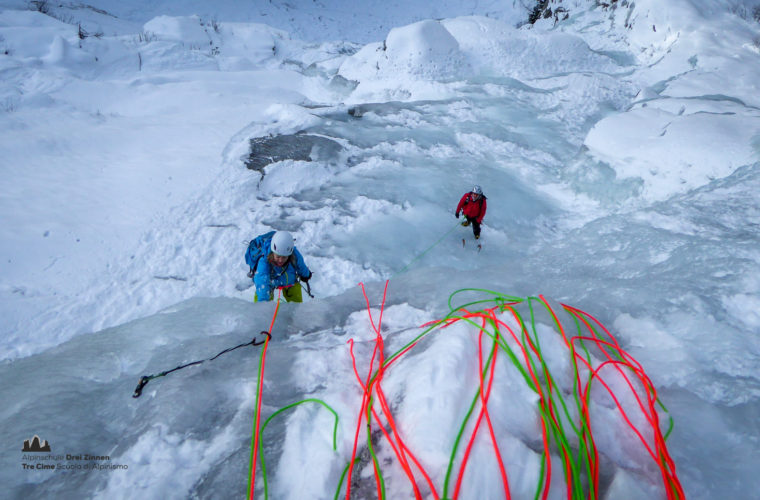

{"left": 22, "top": 435, "right": 51, "bottom": 452}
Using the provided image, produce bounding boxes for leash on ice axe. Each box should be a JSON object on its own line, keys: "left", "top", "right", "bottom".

{"left": 132, "top": 330, "right": 272, "bottom": 398}
{"left": 299, "top": 274, "right": 314, "bottom": 298}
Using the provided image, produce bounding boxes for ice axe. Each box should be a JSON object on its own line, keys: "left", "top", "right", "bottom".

{"left": 300, "top": 275, "right": 314, "bottom": 298}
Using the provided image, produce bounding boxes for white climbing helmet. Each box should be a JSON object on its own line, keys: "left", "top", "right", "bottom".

{"left": 472, "top": 185, "right": 483, "bottom": 195}
{"left": 271, "top": 231, "right": 295, "bottom": 256}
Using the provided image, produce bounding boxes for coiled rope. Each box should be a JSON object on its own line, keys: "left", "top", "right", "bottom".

{"left": 246, "top": 224, "right": 684, "bottom": 500}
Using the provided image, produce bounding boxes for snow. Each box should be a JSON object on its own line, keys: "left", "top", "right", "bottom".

{"left": 585, "top": 99, "right": 760, "bottom": 201}
{"left": 1, "top": 0, "right": 760, "bottom": 499}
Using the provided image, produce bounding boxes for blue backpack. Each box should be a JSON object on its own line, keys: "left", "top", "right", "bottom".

{"left": 245, "top": 231, "right": 276, "bottom": 277}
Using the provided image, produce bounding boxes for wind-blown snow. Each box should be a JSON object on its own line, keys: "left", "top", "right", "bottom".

{"left": 1, "top": 0, "right": 759, "bottom": 499}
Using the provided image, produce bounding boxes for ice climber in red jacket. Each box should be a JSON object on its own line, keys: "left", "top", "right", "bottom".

{"left": 455, "top": 185, "right": 487, "bottom": 239}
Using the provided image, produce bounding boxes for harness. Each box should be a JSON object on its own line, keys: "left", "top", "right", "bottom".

{"left": 270, "top": 254, "right": 298, "bottom": 282}
{"left": 249, "top": 253, "right": 297, "bottom": 280}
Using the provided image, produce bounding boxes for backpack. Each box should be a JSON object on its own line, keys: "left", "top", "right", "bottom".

{"left": 245, "top": 231, "right": 276, "bottom": 277}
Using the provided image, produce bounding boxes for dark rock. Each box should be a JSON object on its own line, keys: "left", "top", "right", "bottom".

{"left": 245, "top": 132, "right": 343, "bottom": 172}
{"left": 328, "top": 74, "right": 358, "bottom": 93}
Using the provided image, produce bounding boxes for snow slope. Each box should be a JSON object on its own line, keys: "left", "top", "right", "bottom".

{"left": 1, "top": 0, "right": 759, "bottom": 499}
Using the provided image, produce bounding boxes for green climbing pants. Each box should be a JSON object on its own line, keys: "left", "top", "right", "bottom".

{"left": 254, "top": 285, "right": 303, "bottom": 303}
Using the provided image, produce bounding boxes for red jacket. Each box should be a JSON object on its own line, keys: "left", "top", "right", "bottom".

{"left": 456, "top": 192, "right": 487, "bottom": 223}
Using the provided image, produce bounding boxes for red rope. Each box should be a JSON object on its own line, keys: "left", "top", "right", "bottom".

{"left": 346, "top": 281, "right": 443, "bottom": 500}
{"left": 248, "top": 289, "right": 282, "bottom": 500}
{"left": 346, "top": 338, "right": 384, "bottom": 499}
{"left": 499, "top": 306, "right": 556, "bottom": 500}
{"left": 345, "top": 282, "right": 392, "bottom": 500}
{"left": 538, "top": 297, "right": 599, "bottom": 496}
{"left": 452, "top": 314, "right": 509, "bottom": 499}
{"left": 560, "top": 304, "right": 684, "bottom": 499}
{"left": 337, "top": 293, "right": 683, "bottom": 500}
{"left": 477, "top": 315, "right": 510, "bottom": 498}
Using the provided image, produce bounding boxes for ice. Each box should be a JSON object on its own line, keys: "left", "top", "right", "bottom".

{"left": 143, "top": 15, "right": 210, "bottom": 44}
{"left": 2, "top": 0, "right": 760, "bottom": 498}
{"left": 585, "top": 102, "right": 760, "bottom": 202}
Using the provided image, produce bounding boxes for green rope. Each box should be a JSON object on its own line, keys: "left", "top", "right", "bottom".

{"left": 258, "top": 398, "right": 340, "bottom": 499}
{"left": 523, "top": 299, "right": 586, "bottom": 498}
{"left": 334, "top": 459, "right": 361, "bottom": 500}
{"left": 391, "top": 221, "right": 462, "bottom": 278}
{"left": 325, "top": 287, "right": 679, "bottom": 499}
{"left": 364, "top": 394, "right": 387, "bottom": 500}
{"left": 442, "top": 328, "right": 499, "bottom": 499}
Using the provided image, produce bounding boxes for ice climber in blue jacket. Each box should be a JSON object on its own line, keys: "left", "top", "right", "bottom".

{"left": 253, "top": 231, "right": 312, "bottom": 303}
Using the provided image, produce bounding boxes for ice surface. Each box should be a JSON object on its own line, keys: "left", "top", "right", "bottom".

{"left": 1, "top": 0, "right": 759, "bottom": 499}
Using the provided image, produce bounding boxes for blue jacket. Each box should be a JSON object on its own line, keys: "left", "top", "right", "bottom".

{"left": 254, "top": 248, "right": 311, "bottom": 301}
